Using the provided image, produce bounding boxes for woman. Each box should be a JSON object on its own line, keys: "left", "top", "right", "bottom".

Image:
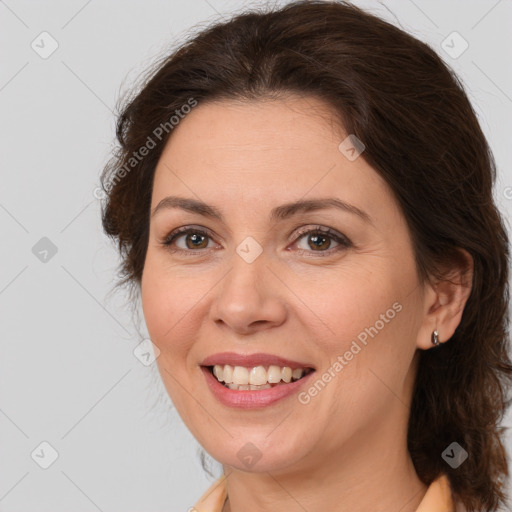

{"left": 100, "top": 1, "right": 512, "bottom": 511}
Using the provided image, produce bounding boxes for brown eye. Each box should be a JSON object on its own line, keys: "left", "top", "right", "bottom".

{"left": 306, "top": 233, "right": 332, "bottom": 251}
{"left": 163, "top": 227, "right": 215, "bottom": 252}
{"left": 183, "top": 232, "right": 209, "bottom": 249}
{"left": 293, "top": 226, "right": 352, "bottom": 255}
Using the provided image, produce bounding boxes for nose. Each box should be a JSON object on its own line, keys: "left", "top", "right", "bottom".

{"left": 209, "top": 251, "right": 288, "bottom": 335}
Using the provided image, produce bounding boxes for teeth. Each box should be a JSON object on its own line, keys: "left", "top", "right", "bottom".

{"left": 232, "top": 366, "right": 249, "bottom": 385}
{"left": 249, "top": 366, "right": 267, "bottom": 385}
{"left": 281, "top": 367, "right": 292, "bottom": 383}
{"left": 227, "top": 382, "right": 274, "bottom": 390}
{"left": 268, "top": 365, "right": 282, "bottom": 383}
{"left": 223, "top": 364, "right": 233, "bottom": 384}
{"left": 212, "top": 364, "right": 308, "bottom": 389}
{"left": 292, "top": 368, "right": 303, "bottom": 380}
{"left": 213, "top": 365, "right": 224, "bottom": 381}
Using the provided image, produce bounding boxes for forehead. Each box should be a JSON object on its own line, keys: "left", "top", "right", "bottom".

{"left": 162, "top": 95, "right": 345, "bottom": 155}
{"left": 151, "top": 96, "right": 398, "bottom": 229}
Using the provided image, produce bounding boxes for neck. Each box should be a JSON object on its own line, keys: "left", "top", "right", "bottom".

{"left": 221, "top": 408, "right": 427, "bottom": 512}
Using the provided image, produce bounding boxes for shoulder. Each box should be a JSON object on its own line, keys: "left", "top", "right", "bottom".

{"left": 193, "top": 474, "right": 227, "bottom": 512}
{"left": 416, "top": 474, "right": 457, "bottom": 512}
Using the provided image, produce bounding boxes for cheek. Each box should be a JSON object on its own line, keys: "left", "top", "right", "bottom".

{"left": 141, "top": 251, "right": 224, "bottom": 371}
{"left": 296, "top": 266, "right": 400, "bottom": 348}
{"left": 298, "top": 263, "right": 419, "bottom": 396}
{"left": 141, "top": 265, "right": 169, "bottom": 339}
{"left": 141, "top": 258, "right": 198, "bottom": 355}
{"left": 305, "top": 282, "right": 418, "bottom": 440}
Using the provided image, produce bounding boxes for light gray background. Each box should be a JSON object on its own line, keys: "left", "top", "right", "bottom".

{"left": 1, "top": 0, "right": 511, "bottom": 510}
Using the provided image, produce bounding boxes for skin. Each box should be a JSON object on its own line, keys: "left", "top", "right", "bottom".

{"left": 141, "top": 95, "right": 473, "bottom": 512}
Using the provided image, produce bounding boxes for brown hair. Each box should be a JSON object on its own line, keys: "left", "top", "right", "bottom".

{"left": 100, "top": 1, "right": 512, "bottom": 510}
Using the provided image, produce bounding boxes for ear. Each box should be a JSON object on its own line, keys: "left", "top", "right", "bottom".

{"left": 416, "top": 248, "right": 474, "bottom": 350}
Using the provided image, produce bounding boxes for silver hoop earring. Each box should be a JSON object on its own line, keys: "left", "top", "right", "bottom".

{"left": 431, "top": 329, "right": 440, "bottom": 346}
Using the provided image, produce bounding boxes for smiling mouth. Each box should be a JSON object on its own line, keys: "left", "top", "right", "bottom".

{"left": 205, "top": 364, "right": 315, "bottom": 390}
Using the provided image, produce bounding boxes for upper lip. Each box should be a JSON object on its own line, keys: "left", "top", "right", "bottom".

{"left": 200, "top": 352, "right": 315, "bottom": 369}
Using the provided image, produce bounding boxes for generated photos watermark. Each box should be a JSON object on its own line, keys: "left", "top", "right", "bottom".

{"left": 93, "top": 97, "right": 198, "bottom": 200}
{"left": 298, "top": 301, "right": 403, "bottom": 404}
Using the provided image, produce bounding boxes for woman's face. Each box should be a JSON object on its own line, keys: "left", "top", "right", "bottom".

{"left": 141, "top": 95, "right": 430, "bottom": 474}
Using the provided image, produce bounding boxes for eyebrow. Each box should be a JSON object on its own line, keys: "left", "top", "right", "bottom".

{"left": 151, "top": 195, "right": 373, "bottom": 226}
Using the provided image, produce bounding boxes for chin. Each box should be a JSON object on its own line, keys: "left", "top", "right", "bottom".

{"left": 203, "top": 431, "right": 311, "bottom": 474}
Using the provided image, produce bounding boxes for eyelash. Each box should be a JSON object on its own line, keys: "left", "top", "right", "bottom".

{"left": 161, "top": 225, "right": 352, "bottom": 257}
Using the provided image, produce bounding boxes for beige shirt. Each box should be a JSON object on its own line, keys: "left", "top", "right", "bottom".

{"left": 193, "top": 473, "right": 459, "bottom": 512}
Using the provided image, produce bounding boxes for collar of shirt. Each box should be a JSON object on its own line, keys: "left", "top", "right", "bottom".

{"left": 192, "top": 473, "right": 458, "bottom": 512}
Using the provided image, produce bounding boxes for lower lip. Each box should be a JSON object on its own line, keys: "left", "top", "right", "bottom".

{"left": 201, "top": 366, "right": 315, "bottom": 409}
